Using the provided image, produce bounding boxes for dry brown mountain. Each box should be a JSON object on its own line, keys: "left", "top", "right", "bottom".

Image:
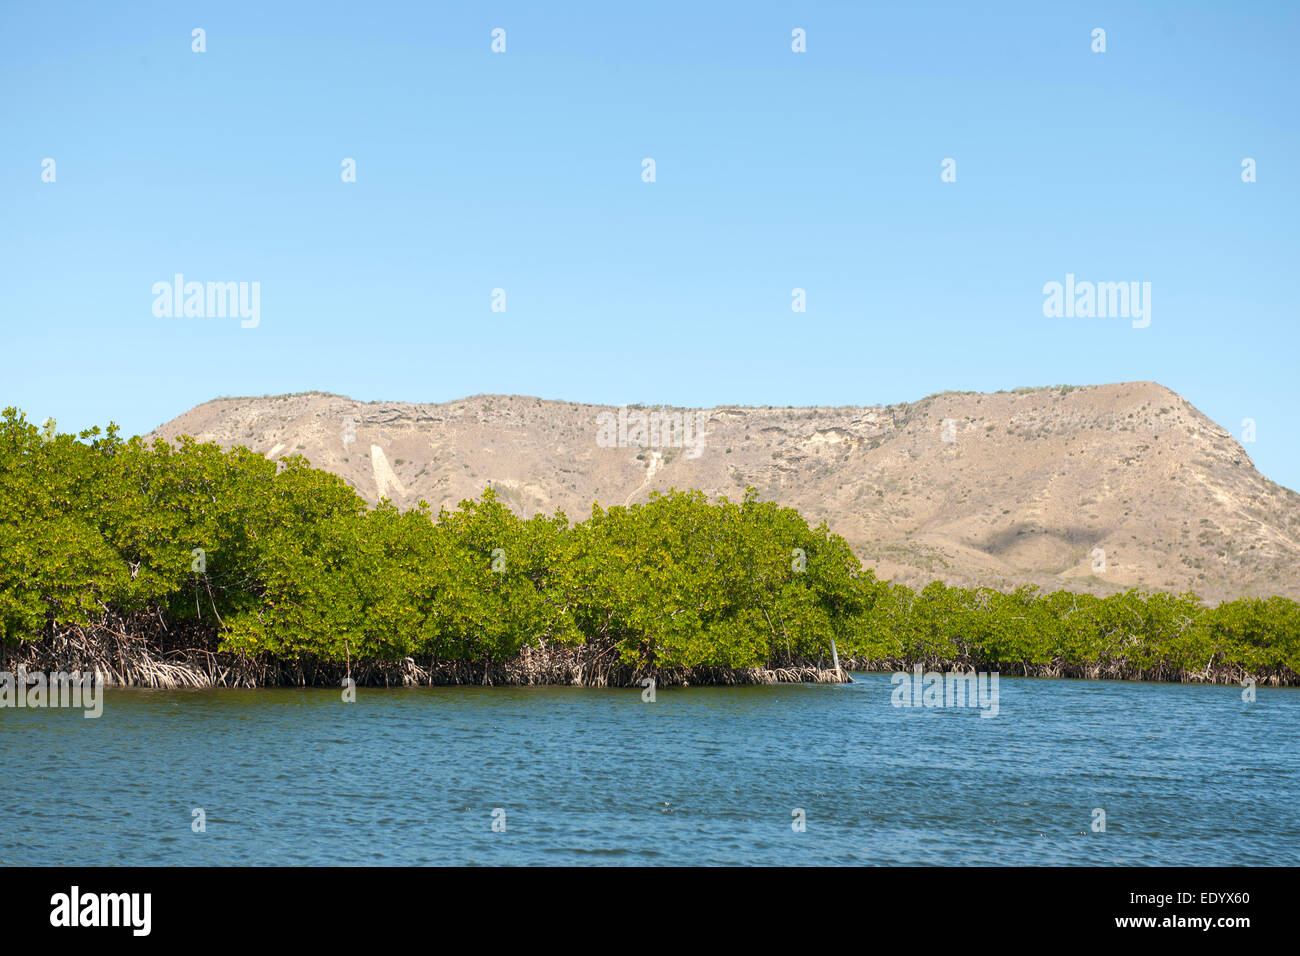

{"left": 149, "top": 382, "right": 1300, "bottom": 603}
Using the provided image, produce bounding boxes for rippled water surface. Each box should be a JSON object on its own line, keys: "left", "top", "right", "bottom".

{"left": 4, "top": 675, "right": 1297, "bottom": 865}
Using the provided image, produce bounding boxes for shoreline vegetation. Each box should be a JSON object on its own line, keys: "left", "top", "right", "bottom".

{"left": 2, "top": 409, "right": 1297, "bottom": 689}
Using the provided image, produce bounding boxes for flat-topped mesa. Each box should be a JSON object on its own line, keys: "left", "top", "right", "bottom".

{"left": 150, "top": 382, "right": 1300, "bottom": 604}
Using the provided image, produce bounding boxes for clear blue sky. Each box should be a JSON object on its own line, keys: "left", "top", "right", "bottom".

{"left": 4, "top": 1, "right": 1298, "bottom": 490}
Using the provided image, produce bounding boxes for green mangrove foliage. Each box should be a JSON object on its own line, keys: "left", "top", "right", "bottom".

{"left": 0, "top": 408, "right": 1297, "bottom": 681}
{"left": 0, "top": 409, "right": 869, "bottom": 671}
{"left": 856, "top": 581, "right": 1299, "bottom": 680}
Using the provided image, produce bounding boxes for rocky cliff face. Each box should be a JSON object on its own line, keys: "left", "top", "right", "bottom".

{"left": 150, "top": 382, "right": 1300, "bottom": 602}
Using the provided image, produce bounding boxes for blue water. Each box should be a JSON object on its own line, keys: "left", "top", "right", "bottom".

{"left": 3, "top": 675, "right": 1296, "bottom": 865}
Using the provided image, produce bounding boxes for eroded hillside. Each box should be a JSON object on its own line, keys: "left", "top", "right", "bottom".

{"left": 150, "top": 382, "right": 1300, "bottom": 602}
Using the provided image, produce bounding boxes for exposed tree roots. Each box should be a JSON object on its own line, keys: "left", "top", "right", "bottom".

{"left": 839, "top": 656, "right": 1298, "bottom": 687}
{"left": 4, "top": 621, "right": 1292, "bottom": 689}
{"left": 0, "top": 622, "right": 852, "bottom": 689}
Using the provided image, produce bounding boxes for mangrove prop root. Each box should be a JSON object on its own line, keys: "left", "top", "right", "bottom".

{"left": 0, "top": 620, "right": 854, "bottom": 689}
{"left": 1, "top": 617, "right": 1293, "bottom": 689}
